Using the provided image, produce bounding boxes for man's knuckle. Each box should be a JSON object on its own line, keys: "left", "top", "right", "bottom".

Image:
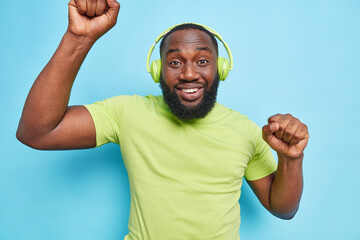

{"left": 78, "top": 5, "right": 86, "bottom": 12}
{"left": 293, "top": 133, "right": 301, "bottom": 141}
{"left": 114, "top": 1, "right": 121, "bottom": 8}
{"left": 284, "top": 132, "right": 291, "bottom": 140}
{"left": 268, "top": 113, "right": 281, "bottom": 122}
{"left": 275, "top": 131, "right": 283, "bottom": 139}
{"left": 304, "top": 125, "right": 310, "bottom": 138}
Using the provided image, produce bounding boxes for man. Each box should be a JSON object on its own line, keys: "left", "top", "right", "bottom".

{"left": 17, "top": 0, "right": 309, "bottom": 239}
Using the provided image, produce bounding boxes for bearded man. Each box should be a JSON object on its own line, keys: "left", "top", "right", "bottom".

{"left": 17, "top": 1, "right": 309, "bottom": 239}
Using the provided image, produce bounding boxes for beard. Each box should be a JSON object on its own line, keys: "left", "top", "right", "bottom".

{"left": 159, "top": 74, "right": 220, "bottom": 122}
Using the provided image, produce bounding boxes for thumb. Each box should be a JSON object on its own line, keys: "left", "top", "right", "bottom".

{"left": 106, "top": 0, "right": 121, "bottom": 19}
{"left": 262, "top": 122, "right": 279, "bottom": 141}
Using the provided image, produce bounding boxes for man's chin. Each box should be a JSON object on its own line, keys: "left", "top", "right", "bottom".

{"left": 177, "top": 94, "right": 203, "bottom": 109}
{"left": 159, "top": 76, "right": 219, "bottom": 122}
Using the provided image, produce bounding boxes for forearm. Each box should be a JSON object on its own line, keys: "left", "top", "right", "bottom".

{"left": 269, "top": 153, "right": 303, "bottom": 219}
{"left": 17, "top": 31, "right": 94, "bottom": 140}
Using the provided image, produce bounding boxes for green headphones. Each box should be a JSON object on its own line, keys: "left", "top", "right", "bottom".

{"left": 146, "top": 23, "right": 233, "bottom": 83}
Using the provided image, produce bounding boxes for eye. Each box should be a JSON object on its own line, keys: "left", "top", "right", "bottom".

{"left": 169, "top": 61, "right": 181, "bottom": 66}
{"left": 197, "top": 59, "right": 209, "bottom": 65}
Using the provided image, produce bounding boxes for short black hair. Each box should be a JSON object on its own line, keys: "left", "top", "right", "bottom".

{"left": 159, "top": 23, "right": 219, "bottom": 57}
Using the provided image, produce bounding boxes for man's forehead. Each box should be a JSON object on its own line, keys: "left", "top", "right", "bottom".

{"left": 162, "top": 29, "right": 216, "bottom": 52}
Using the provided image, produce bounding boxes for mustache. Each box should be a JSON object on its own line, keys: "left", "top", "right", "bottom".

{"left": 174, "top": 80, "right": 207, "bottom": 89}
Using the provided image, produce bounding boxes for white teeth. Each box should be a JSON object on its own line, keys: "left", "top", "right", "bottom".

{"left": 181, "top": 88, "right": 198, "bottom": 93}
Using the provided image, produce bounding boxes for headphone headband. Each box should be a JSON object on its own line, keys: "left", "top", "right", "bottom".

{"left": 146, "top": 23, "right": 233, "bottom": 73}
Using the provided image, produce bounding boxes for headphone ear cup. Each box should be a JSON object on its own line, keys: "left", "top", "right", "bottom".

{"left": 150, "top": 60, "right": 162, "bottom": 83}
{"left": 217, "top": 57, "right": 230, "bottom": 81}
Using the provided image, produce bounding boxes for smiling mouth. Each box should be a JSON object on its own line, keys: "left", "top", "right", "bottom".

{"left": 176, "top": 87, "right": 204, "bottom": 102}
{"left": 181, "top": 88, "right": 199, "bottom": 93}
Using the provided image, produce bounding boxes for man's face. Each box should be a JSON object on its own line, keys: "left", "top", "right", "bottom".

{"left": 160, "top": 29, "right": 219, "bottom": 121}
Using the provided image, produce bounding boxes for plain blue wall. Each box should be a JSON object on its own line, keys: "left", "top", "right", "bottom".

{"left": 1, "top": 0, "right": 359, "bottom": 239}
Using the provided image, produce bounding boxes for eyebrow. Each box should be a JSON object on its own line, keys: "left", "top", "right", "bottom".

{"left": 166, "top": 48, "right": 180, "bottom": 56}
{"left": 195, "top": 46, "right": 211, "bottom": 52}
{"left": 166, "top": 46, "right": 211, "bottom": 56}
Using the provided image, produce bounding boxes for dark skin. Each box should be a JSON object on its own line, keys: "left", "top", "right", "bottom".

{"left": 17, "top": 0, "right": 309, "bottom": 220}
{"left": 161, "top": 30, "right": 218, "bottom": 107}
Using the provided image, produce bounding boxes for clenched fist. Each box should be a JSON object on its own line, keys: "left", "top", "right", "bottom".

{"left": 68, "top": 0, "right": 120, "bottom": 41}
{"left": 262, "top": 114, "right": 309, "bottom": 159}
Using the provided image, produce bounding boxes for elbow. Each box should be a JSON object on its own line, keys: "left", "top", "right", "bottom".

{"left": 16, "top": 127, "right": 27, "bottom": 145}
{"left": 270, "top": 207, "right": 298, "bottom": 220}
{"left": 16, "top": 128, "right": 33, "bottom": 148}
{"left": 277, "top": 213, "right": 296, "bottom": 220}
{"left": 16, "top": 127, "right": 46, "bottom": 150}
{"left": 268, "top": 195, "right": 301, "bottom": 220}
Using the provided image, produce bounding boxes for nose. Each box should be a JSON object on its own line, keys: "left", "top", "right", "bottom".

{"left": 180, "top": 63, "right": 200, "bottom": 81}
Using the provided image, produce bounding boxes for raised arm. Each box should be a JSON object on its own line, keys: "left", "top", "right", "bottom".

{"left": 247, "top": 114, "right": 309, "bottom": 219}
{"left": 16, "top": 0, "right": 120, "bottom": 150}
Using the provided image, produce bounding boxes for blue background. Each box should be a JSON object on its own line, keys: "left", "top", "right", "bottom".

{"left": 1, "top": 0, "right": 359, "bottom": 239}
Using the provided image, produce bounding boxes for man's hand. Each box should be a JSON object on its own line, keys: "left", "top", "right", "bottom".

{"left": 262, "top": 114, "right": 309, "bottom": 159}
{"left": 247, "top": 114, "right": 309, "bottom": 219}
{"left": 68, "top": 0, "right": 120, "bottom": 42}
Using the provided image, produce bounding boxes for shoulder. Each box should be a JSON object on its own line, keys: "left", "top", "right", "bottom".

{"left": 84, "top": 95, "right": 158, "bottom": 120}
{"left": 103, "top": 94, "right": 144, "bottom": 104}
{"left": 215, "top": 103, "right": 260, "bottom": 130}
{"left": 96, "top": 94, "right": 160, "bottom": 108}
{"left": 211, "top": 103, "right": 264, "bottom": 146}
{"left": 104, "top": 95, "right": 171, "bottom": 119}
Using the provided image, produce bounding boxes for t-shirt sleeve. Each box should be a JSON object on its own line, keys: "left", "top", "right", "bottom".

{"left": 244, "top": 124, "right": 277, "bottom": 181}
{"left": 84, "top": 95, "right": 132, "bottom": 147}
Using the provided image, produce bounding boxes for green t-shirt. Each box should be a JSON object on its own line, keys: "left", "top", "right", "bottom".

{"left": 85, "top": 95, "right": 277, "bottom": 240}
